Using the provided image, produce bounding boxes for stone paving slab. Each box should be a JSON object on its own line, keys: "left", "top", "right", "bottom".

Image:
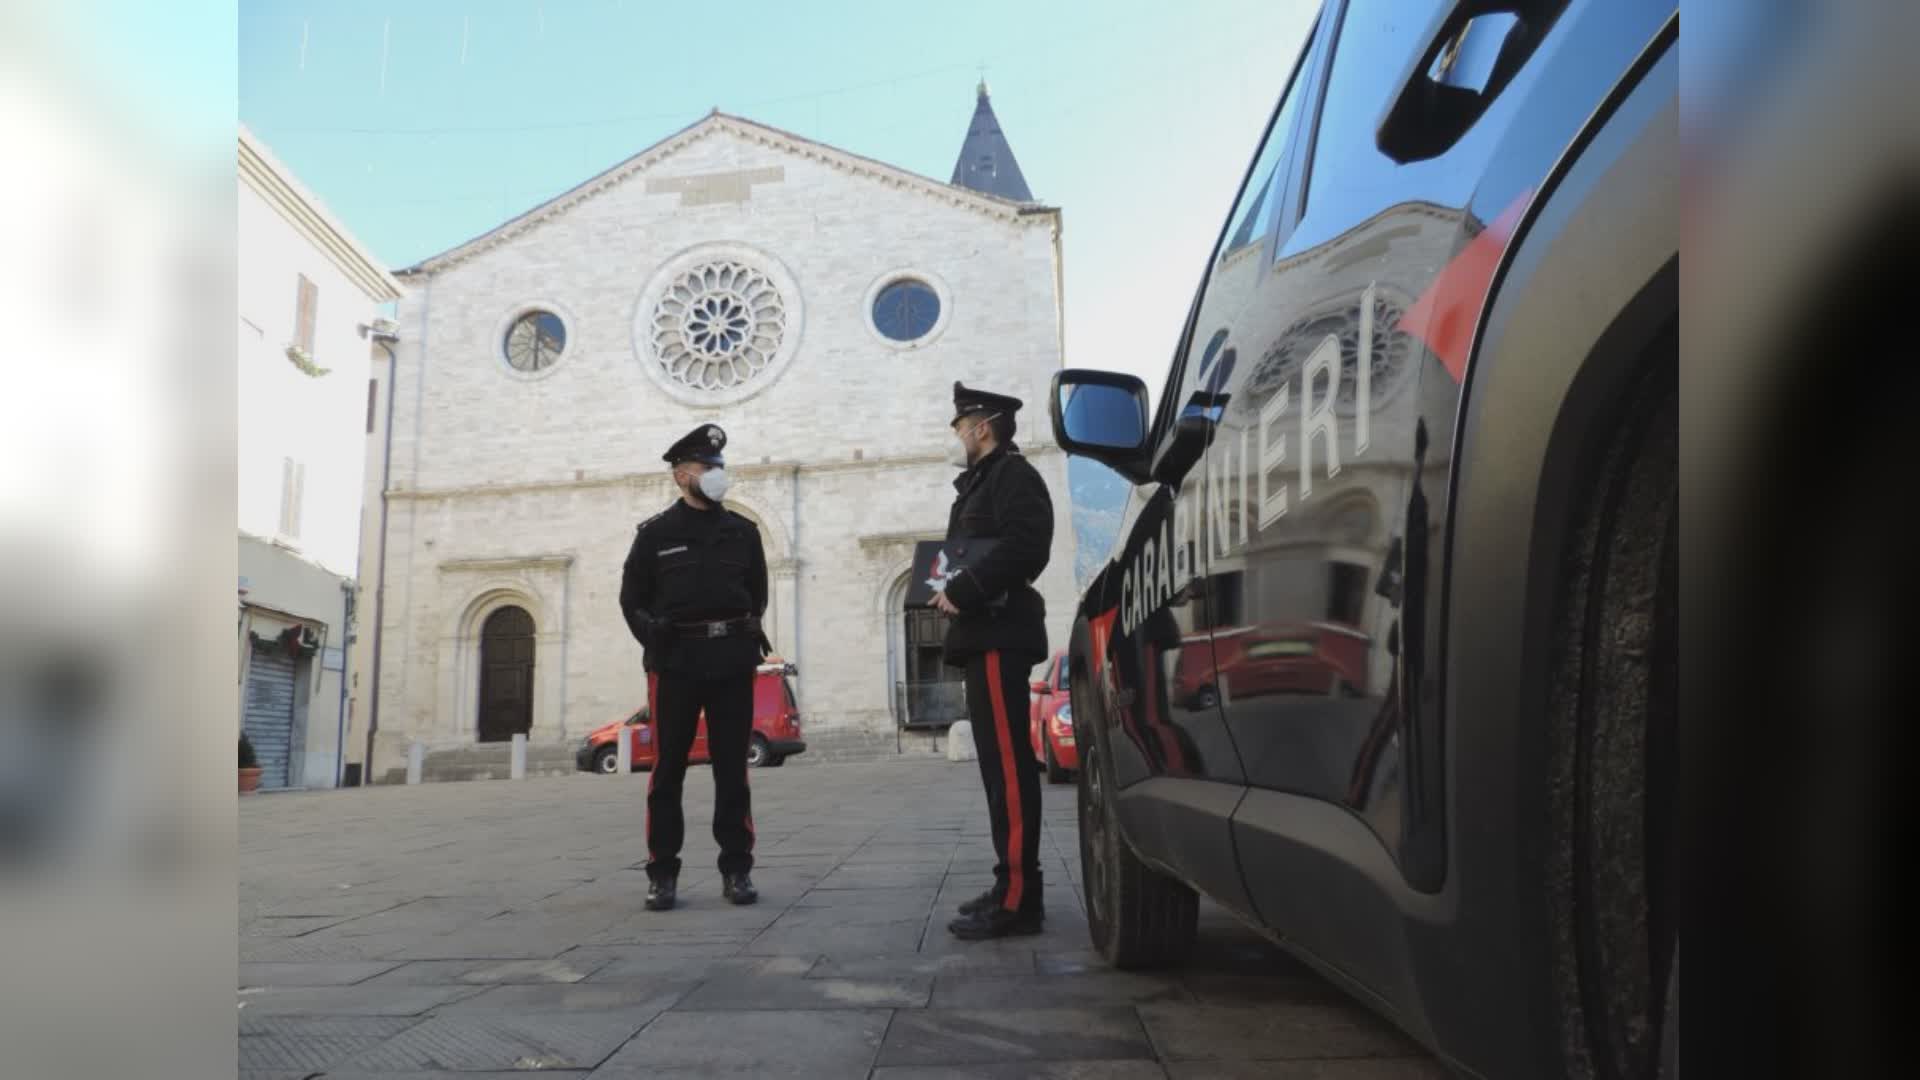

{"left": 239, "top": 760, "right": 1441, "bottom": 1076}
{"left": 873, "top": 1063, "right": 1170, "bottom": 1080}
{"left": 877, "top": 1006, "right": 1156, "bottom": 1066}
{"left": 1139, "top": 1001, "right": 1426, "bottom": 1062}
{"left": 437, "top": 979, "right": 692, "bottom": 1014}
{"left": 330, "top": 1010, "right": 652, "bottom": 1072}
{"left": 363, "top": 953, "right": 615, "bottom": 985}
{"left": 318, "top": 1073, "right": 592, "bottom": 1080}
{"left": 677, "top": 974, "right": 933, "bottom": 1010}
{"left": 807, "top": 950, "right": 1038, "bottom": 979}
{"left": 931, "top": 972, "right": 1195, "bottom": 1009}
{"left": 583, "top": 951, "right": 813, "bottom": 983}
{"left": 237, "top": 1015, "right": 421, "bottom": 1072}
{"left": 235, "top": 984, "right": 482, "bottom": 1016}
{"left": 597, "top": 1009, "right": 894, "bottom": 1071}
{"left": 237, "top": 960, "right": 404, "bottom": 988}
{"left": 1161, "top": 1061, "right": 1451, "bottom": 1079}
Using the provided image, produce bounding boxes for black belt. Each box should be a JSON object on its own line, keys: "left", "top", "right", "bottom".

{"left": 674, "top": 616, "right": 755, "bottom": 639}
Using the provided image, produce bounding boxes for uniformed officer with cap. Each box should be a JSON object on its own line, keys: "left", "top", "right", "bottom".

{"left": 619, "top": 423, "right": 767, "bottom": 911}
{"left": 936, "top": 382, "right": 1055, "bottom": 939}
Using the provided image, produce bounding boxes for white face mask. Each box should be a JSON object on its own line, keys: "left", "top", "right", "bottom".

{"left": 948, "top": 415, "right": 998, "bottom": 469}
{"left": 697, "top": 467, "right": 731, "bottom": 502}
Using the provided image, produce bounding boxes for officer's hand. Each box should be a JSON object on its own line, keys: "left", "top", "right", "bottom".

{"left": 932, "top": 591, "right": 961, "bottom": 616}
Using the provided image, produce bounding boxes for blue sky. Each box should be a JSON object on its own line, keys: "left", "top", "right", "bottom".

{"left": 240, "top": 0, "right": 1318, "bottom": 395}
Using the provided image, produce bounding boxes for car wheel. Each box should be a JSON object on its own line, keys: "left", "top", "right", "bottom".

{"left": 592, "top": 744, "right": 619, "bottom": 775}
{"left": 1045, "top": 740, "right": 1070, "bottom": 785}
{"left": 746, "top": 734, "right": 770, "bottom": 768}
{"left": 1190, "top": 685, "right": 1218, "bottom": 710}
{"left": 766, "top": 754, "right": 787, "bottom": 767}
{"left": 1546, "top": 360, "right": 1676, "bottom": 1080}
{"left": 1078, "top": 679, "right": 1197, "bottom": 970}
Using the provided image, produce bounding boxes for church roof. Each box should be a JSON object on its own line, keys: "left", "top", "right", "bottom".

{"left": 949, "top": 82, "right": 1034, "bottom": 202}
{"left": 399, "top": 111, "right": 1057, "bottom": 276}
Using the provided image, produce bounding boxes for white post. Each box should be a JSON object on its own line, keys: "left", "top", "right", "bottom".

{"left": 510, "top": 733, "right": 528, "bottom": 780}
{"left": 616, "top": 725, "right": 632, "bottom": 775}
{"left": 406, "top": 741, "right": 424, "bottom": 785}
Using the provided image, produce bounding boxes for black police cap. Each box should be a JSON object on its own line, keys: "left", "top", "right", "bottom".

{"left": 952, "top": 382, "right": 1023, "bottom": 426}
{"left": 663, "top": 423, "right": 727, "bottom": 466}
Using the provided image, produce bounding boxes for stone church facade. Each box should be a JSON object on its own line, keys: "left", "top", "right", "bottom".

{"left": 351, "top": 94, "right": 1077, "bottom": 779}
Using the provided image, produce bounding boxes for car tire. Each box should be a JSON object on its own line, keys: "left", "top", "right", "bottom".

{"left": 1045, "top": 740, "right": 1070, "bottom": 785}
{"left": 592, "top": 744, "right": 620, "bottom": 775}
{"left": 767, "top": 754, "right": 787, "bottom": 767}
{"left": 1545, "top": 356, "right": 1676, "bottom": 1080}
{"left": 1077, "top": 664, "right": 1197, "bottom": 970}
{"left": 746, "top": 734, "right": 770, "bottom": 769}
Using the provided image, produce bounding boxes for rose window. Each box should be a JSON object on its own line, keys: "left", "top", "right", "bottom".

{"left": 1239, "top": 291, "right": 1415, "bottom": 417}
{"left": 649, "top": 261, "right": 788, "bottom": 392}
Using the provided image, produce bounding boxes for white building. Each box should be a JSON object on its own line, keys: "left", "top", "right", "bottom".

{"left": 237, "top": 126, "right": 402, "bottom": 788}
{"left": 350, "top": 91, "right": 1076, "bottom": 781}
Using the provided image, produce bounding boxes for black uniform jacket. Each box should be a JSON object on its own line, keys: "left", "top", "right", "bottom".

{"left": 620, "top": 500, "right": 768, "bottom": 677}
{"left": 941, "top": 443, "right": 1053, "bottom": 666}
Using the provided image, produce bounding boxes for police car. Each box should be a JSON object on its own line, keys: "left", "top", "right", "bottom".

{"left": 1048, "top": 2, "right": 1677, "bottom": 1077}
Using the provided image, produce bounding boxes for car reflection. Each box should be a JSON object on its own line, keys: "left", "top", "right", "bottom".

{"left": 1175, "top": 622, "right": 1369, "bottom": 710}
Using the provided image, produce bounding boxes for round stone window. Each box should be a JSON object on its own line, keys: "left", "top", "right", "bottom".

{"left": 649, "top": 260, "right": 790, "bottom": 394}
{"left": 871, "top": 279, "right": 942, "bottom": 343}
{"left": 503, "top": 310, "right": 566, "bottom": 372}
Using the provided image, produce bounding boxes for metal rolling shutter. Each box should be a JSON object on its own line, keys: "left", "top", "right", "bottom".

{"left": 244, "top": 647, "right": 297, "bottom": 789}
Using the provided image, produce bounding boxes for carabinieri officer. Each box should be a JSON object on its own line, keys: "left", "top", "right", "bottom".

{"left": 619, "top": 423, "right": 766, "bottom": 911}
{"left": 937, "top": 383, "right": 1055, "bottom": 940}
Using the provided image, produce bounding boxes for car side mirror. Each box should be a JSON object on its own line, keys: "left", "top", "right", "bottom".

{"left": 1050, "top": 369, "right": 1152, "bottom": 483}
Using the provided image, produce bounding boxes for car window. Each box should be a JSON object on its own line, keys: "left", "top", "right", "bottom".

{"left": 1288, "top": 0, "right": 1478, "bottom": 253}
{"left": 1171, "top": 18, "right": 1323, "bottom": 428}
{"left": 1218, "top": 89, "right": 1301, "bottom": 262}
{"left": 1056, "top": 659, "right": 1070, "bottom": 692}
{"left": 782, "top": 678, "right": 798, "bottom": 710}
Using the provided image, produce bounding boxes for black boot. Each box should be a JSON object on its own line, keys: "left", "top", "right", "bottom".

{"left": 957, "top": 887, "right": 1002, "bottom": 916}
{"left": 721, "top": 872, "right": 758, "bottom": 906}
{"left": 645, "top": 874, "right": 677, "bottom": 912}
{"left": 947, "top": 904, "right": 1044, "bottom": 940}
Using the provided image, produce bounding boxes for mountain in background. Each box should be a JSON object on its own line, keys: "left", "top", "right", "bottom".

{"left": 1068, "top": 455, "right": 1131, "bottom": 589}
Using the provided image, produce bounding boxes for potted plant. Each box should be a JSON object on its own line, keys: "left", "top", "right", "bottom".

{"left": 239, "top": 732, "right": 263, "bottom": 794}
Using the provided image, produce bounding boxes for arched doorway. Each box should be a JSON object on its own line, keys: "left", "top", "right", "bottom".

{"left": 478, "top": 606, "right": 535, "bottom": 742}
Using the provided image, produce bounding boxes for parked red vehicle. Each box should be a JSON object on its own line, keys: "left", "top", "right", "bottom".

{"left": 1171, "top": 623, "right": 1370, "bottom": 708}
{"left": 576, "top": 661, "right": 804, "bottom": 774}
{"left": 1028, "top": 650, "right": 1077, "bottom": 784}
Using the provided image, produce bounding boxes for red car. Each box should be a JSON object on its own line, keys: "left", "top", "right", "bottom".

{"left": 1172, "top": 623, "right": 1370, "bottom": 708}
{"left": 1028, "top": 650, "right": 1077, "bottom": 784}
{"left": 576, "top": 661, "right": 805, "bottom": 774}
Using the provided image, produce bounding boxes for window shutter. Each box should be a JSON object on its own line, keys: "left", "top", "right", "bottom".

{"left": 294, "top": 275, "right": 318, "bottom": 353}
{"left": 279, "top": 457, "right": 306, "bottom": 541}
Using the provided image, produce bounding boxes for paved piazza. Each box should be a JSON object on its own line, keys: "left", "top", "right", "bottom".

{"left": 241, "top": 759, "right": 1443, "bottom": 1078}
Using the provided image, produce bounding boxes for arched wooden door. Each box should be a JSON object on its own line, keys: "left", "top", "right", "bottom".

{"left": 478, "top": 606, "right": 535, "bottom": 742}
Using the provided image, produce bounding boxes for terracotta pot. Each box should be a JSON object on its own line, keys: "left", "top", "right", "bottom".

{"left": 239, "top": 767, "right": 263, "bottom": 795}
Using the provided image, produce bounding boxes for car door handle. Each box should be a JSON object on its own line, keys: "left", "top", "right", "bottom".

{"left": 1376, "top": 0, "right": 1567, "bottom": 163}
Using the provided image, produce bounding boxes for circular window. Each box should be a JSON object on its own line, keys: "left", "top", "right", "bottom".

{"left": 649, "top": 260, "right": 789, "bottom": 393}
{"left": 871, "top": 279, "right": 942, "bottom": 343}
{"left": 503, "top": 310, "right": 567, "bottom": 372}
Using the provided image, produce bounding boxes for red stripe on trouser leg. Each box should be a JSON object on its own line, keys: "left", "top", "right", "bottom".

{"left": 645, "top": 673, "right": 659, "bottom": 861}
{"left": 986, "top": 651, "right": 1025, "bottom": 912}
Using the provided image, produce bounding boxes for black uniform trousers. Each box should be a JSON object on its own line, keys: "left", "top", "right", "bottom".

{"left": 645, "top": 670, "right": 755, "bottom": 880}
{"left": 966, "top": 650, "right": 1044, "bottom": 913}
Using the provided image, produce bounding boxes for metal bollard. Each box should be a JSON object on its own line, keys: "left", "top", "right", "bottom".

{"left": 616, "top": 725, "right": 633, "bottom": 775}
{"left": 510, "top": 733, "right": 527, "bottom": 780}
{"left": 406, "top": 742, "right": 424, "bottom": 785}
